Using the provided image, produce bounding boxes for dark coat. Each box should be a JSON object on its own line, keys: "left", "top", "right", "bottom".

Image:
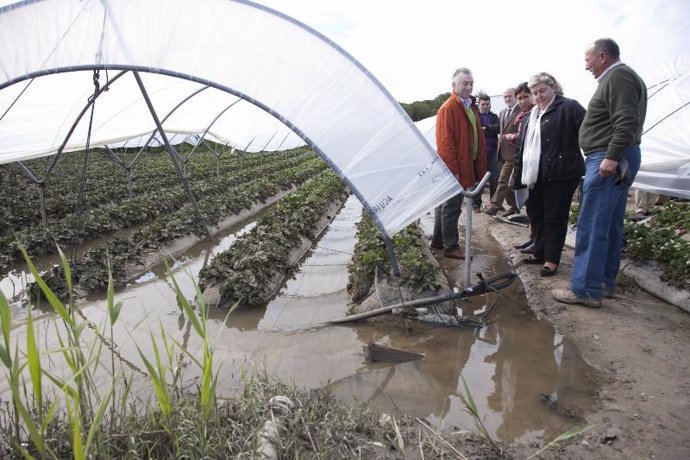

{"left": 513, "top": 95, "right": 586, "bottom": 187}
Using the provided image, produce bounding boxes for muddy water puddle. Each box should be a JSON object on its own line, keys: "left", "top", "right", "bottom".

{"left": 0, "top": 196, "right": 599, "bottom": 444}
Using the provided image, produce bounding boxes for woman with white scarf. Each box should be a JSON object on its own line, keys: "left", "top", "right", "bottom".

{"left": 512, "top": 72, "right": 586, "bottom": 277}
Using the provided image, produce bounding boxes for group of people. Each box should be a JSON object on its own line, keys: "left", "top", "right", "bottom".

{"left": 431, "top": 38, "right": 648, "bottom": 308}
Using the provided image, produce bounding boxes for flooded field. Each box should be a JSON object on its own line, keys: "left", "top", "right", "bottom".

{"left": 0, "top": 195, "right": 599, "bottom": 444}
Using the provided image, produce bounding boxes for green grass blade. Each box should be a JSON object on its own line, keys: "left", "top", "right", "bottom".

{"left": 10, "top": 370, "right": 44, "bottom": 454}
{"left": 26, "top": 307, "right": 43, "bottom": 414}
{"left": 41, "top": 401, "right": 59, "bottom": 432}
{"left": 136, "top": 343, "right": 170, "bottom": 416}
{"left": 527, "top": 424, "right": 596, "bottom": 459}
{"left": 106, "top": 265, "right": 123, "bottom": 326}
{"left": 56, "top": 245, "right": 73, "bottom": 299}
{"left": 166, "top": 263, "right": 203, "bottom": 337}
{"left": 459, "top": 374, "right": 478, "bottom": 416}
{"left": 0, "top": 290, "right": 12, "bottom": 368}
{"left": 84, "top": 386, "right": 113, "bottom": 455}
{"left": 18, "top": 243, "right": 73, "bottom": 327}
{"left": 67, "top": 399, "right": 85, "bottom": 460}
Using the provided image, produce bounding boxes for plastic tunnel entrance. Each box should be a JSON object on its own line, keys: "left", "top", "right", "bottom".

{"left": 0, "top": 0, "right": 468, "bottom": 249}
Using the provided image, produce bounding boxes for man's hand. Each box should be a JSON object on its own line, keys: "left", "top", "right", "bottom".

{"left": 599, "top": 158, "right": 618, "bottom": 178}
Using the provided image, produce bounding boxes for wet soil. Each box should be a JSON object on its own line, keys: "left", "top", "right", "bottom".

{"left": 450, "top": 195, "right": 690, "bottom": 459}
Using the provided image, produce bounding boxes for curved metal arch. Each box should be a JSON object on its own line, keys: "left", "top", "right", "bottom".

{"left": 2, "top": 64, "right": 403, "bottom": 273}
{"left": 184, "top": 97, "right": 243, "bottom": 162}
{"left": 1, "top": 64, "right": 387, "bottom": 233}
{"left": 44, "top": 70, "right": 129, "bottom": 181}
{"left": 2, "top": 0, "right": 421, "bottom": 269}
{"left": 126, "top": 84, "right": 212, "bottom": 169}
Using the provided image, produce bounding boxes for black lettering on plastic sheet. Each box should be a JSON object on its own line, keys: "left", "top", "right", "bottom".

{"left": 417, "top": 158, "right": 438, "bottom": 179}
{"left": 371, "top": 195, "right": 394, "bottom": 214}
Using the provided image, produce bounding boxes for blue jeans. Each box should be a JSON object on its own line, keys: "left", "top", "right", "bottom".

{"left": 571, "top": 147, "right": 641, "bottom": 299}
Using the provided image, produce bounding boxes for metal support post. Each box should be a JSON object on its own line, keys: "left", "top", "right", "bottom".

{"left": 133, "top": 71, "right": 213, "bottom": 241}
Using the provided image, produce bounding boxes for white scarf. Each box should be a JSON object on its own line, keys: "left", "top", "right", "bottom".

{"left": 521, "top": 98, "right": 554, "bottom": 188}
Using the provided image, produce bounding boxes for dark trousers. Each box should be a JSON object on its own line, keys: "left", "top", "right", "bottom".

{"left": 527, "top": 177, "right": 580, "bottom": 264}
{"left": 432, "top": 193, "right": 463, "bottom": 249}
{"left": 473, "top": 150, "right": 497, "bottom": 208}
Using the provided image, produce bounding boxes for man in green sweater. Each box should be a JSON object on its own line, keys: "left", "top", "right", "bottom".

{"left": 552, "top": 38, "right": 647, "bottom": 308}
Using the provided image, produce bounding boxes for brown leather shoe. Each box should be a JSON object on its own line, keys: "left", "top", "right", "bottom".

{"left": 484, "top": 206, "right": 500, "bottom": 216}
{"left": 429, "top": 241, "right": 444, "bottom": 250}
{"left": 443, "top": 248, "right": 465, "bottom": 259}
{"left": 552, "top": 289, "right": 602, "bottom": 308}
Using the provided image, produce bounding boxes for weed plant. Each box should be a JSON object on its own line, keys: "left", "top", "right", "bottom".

{"left": 0, "top": 245, "right": 415, "bottom": 458}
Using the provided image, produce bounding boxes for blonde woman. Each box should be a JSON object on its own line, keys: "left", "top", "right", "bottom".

{"left": 512, "top": 72, "right": 586, "bottom": 276}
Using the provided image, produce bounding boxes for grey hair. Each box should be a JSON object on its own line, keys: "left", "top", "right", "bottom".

{"left": 452, "top": 67, "right": 472, "bottom": 83}
{"left": 528, "top": 72, "right": 564, "bottom": 96}
{"left": 593, "top": 38, "right": 620, "bottom": 60}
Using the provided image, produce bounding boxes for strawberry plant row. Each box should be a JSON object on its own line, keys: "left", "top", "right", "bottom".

{"left": 199, "top": 170, "right": 349, "bottom": 307}
{"left": 28, "top": 157, "right": 328, "bottom": 298}
{"left": 0, "top": 147, "right": 309, "bottom": 232}
{"left": 347, "top": 212, "right": 444, "bottom": 304}
{"left": 0, "top": 150, "right": 316, "bottom": 275}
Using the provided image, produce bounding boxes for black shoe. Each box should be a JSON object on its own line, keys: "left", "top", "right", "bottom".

{"left": 540, "top": 265, "right": 558, "bottom": 277}
{"left": 522, "top": 256, "right": 544, "bottom": 265}
{"left": 629, "top": 211, "right": 651, "bottom": 222}
{"left": 519, "top": 243, "right": 536, "bottom": 254}
{"left": 514, "top": 239, "right": 533, "bottom": 250}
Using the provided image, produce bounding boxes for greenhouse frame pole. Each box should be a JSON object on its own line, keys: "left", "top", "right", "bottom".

{"left": 185, "top": 98, "right": 241, "bottom": 161}
{"left": 133, "top": 71, "right": 213, "bottom": 241}
{"left": 126, "top": 85, "right": 210, "bottom": 170}
{"left": 275, "top": 131, "right": 291, "bottom": 151}
{"left": 16, "top": 161, "right": 48, "bottom": 225}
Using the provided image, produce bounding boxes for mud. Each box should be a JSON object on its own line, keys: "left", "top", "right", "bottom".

{"left": 461, "top": 195, "right": 690, "bottom": 459}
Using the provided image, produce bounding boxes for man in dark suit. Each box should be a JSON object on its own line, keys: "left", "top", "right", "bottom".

{"left": 475, "top": 93, "right": 500, "bottom": 210}
{"left": 485, "top": 87, "right": 520, "bottom": 216}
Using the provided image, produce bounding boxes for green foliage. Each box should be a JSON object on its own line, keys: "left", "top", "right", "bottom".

{"left": 569, "top": 204, "right": 579, "bottom": 225}
{"left": 347, "top": 212, "right": 442, "bottom": 303}
{"left": 399, "top": 92, "right": 450, "bottom": 121}
{"left": 21, "top": 153, "right": 328, "bottom": 298}
{"left": 1, "top": 148, "right": 318, "bottom": 277}
{"left": 624, "top": 216, "right": 690, "bottom": 288}
{"left": 199, "top": 171, "right": 348, "bottom": 306}
{"left": 650, "top": 200, "right": 690, "bottom": 232}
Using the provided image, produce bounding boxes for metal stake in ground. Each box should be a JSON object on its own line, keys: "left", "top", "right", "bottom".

{"left": 133, "top": 71, "right": 213, "bottom": 241}
{"left": 462, "top": 172, "right": 491, "bottom": 288}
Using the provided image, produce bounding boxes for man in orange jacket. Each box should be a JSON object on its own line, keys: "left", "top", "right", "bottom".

{"left": 431, "top": 67, "right": 488, "bottom": 259}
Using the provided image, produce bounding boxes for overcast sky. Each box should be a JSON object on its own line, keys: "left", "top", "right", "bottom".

{"left": 258, "top": 0, "right": 689, "bottom": 105}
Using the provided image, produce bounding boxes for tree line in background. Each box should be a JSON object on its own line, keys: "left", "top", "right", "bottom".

{"left": 399, "top": 92, "right": 450, "bottom": 121}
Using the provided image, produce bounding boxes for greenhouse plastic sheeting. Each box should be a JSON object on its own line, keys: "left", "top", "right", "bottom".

{"left": 0, "top": 0, "right": 461, "bottom": 236}
{"left": 634, "top": 58, "right": 690, "bottom": 199}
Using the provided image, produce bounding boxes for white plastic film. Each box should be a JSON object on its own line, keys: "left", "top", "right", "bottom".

{"left": 0, "top": 0, "right": 461, "bottom": 235}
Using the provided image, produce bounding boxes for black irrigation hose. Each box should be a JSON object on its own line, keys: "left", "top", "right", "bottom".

{"left": 327, "top": 272, "right": 517, "bottom": 324}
